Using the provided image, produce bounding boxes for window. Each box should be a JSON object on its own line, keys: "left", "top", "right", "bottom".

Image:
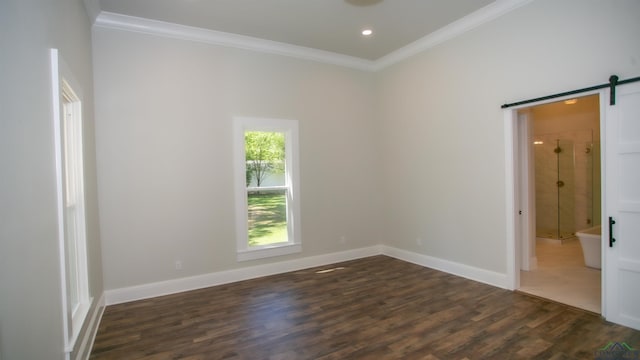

{"left": 234, "top": 117, "right": 301, "bottom": 261}
{"left": 51, "top": 49, "right": 91, "bottom": 352}
{"left": 61, "top": 80, "right": 89, "bottom": 322}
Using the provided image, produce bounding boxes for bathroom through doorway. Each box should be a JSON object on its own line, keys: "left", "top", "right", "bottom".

{"left": 516, "top": 94, "right": 602, "bottom": 313}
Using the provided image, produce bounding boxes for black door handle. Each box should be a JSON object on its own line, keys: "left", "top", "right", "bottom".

{"left": 609, "top": 216, "right": 616, "bottom": 247}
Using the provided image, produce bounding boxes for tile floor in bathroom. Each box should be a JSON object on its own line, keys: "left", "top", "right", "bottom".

{"left": 519, "top": 239, "right": 601, "bottom": 313}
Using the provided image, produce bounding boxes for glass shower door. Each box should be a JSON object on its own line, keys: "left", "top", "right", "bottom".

{"left": 556, "top": 139, "right": 575, "bottom": 239}
{"left": 535, "top": 138, "right": 576, "bottom": 240}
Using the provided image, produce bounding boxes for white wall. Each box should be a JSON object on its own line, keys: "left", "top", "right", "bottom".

{"left": 93, "top": 28, "right": 384, "bottom": 290}
{"left": 376, "top": 0, "right": 640, "bottom": 273}
{"left": 0, "top": 0, "right": 103, "bottom": 359}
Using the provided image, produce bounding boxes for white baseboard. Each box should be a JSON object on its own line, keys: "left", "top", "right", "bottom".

{"left": 105, "top": 245, "right": 383, "bottom": 305}
{"left": 104, "top": 244, "right": 509, "bottom": 306}
{"left": 77, "top": 293, "right": 105, "bottom": 360}
{"left": 381, "top": 245, "right": 510, "bottom": 289}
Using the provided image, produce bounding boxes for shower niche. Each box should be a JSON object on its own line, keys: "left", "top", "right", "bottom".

{"left": 534, "top": 130, "right": 600, "bottom": 242}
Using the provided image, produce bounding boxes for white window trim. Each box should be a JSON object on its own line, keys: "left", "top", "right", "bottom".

{"left": 50, "top": 49, "right": 93, "bottom": 355}
{"left": 233, "top": 117, "right": 301, "bottom": 261}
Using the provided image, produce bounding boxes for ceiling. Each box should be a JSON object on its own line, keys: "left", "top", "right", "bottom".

{"left": 96, "top": 0, "right": 497, "bottom": 61}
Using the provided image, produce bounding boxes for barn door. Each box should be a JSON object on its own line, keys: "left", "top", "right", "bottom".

{"left": 603, "top": 81, "right": 640, "bottom": 330}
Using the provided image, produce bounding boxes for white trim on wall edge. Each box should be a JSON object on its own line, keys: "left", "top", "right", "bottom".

{"left": 93, "top": 0, "right": 533, "bottom": 73}
{"left": 77, "top": 293, "right": 105, "bottom": 360}
{"left": 104, "top": 246, "right": 383, "bottom": 305}
{"left": 104, "top": 245, "right": 509, "bottom": 306}
{"left": 381, "top": 245, "right": 510, "bottom": 290}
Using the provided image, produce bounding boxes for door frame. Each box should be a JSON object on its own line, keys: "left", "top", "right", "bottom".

{"left": 504, "top": 90, "right": 606, "bottom": 311}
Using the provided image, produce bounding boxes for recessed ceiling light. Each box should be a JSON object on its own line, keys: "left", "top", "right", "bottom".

{"left": 361, "top": 29, "right": 373, "bottom": 36}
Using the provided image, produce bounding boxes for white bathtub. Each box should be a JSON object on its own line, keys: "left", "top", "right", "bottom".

{"left": 576, "top": 225, "right": 601, "bottom": 269}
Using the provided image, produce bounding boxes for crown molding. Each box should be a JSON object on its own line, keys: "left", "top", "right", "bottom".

{"left": 372, "top": 0, "right": 534, "bottom": 71}
{"left": 83, "top": 0, "right": 101, "bottom": 24}
{"left": 94, "top": 0, "right": 533, "bottom": 73}
{"left": 94, "top": 12, "right": 376, "bottom": 72}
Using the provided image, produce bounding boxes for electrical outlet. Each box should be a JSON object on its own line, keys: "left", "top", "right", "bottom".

{"left": 175, "top": 260, "right": 182, "bottom": 270}
{"left": 416, "top": 237, "right": 422, "bottom": 246}
{"left": 340, "top": 235, "right": 347, "bottom": 244}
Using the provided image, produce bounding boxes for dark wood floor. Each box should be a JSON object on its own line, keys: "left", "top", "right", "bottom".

{"left": 91, "top": 256, "right": 640, "bottom": 359}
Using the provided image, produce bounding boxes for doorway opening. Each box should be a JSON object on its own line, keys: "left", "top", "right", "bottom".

{"left": 506, "top": 93, "right": 603, "bottom": 313}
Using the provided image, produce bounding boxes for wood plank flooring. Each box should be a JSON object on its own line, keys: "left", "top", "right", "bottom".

{"left": 90, "top": 256, "right": 640, "bottom": 359}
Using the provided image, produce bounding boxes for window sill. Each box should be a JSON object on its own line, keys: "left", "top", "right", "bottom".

{"left": 237, "top": 243, "right": 301, "bottom": 262}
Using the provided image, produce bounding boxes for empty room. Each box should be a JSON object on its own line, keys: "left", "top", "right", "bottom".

{"left": 2, "top": 0, "right": 640, "bottom": 359}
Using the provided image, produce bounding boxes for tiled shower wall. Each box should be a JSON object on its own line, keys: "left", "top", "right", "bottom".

{"left": 534, "top": 130, "right": 596, "bottom": 239}
{"left": 531, "top": 95, "right": 601, "bottom": 241}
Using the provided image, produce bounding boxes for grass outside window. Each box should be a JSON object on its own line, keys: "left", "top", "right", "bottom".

{"left": 247, "top": 191, "right": 287, "bottom": 246}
